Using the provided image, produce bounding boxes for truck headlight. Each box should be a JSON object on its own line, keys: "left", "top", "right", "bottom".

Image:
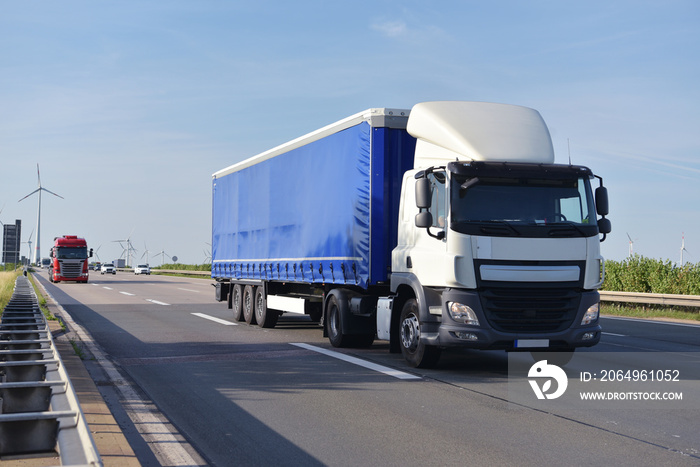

{"left": 447, "top": 302, "right": 480, "bottom": 326}
{"left": 581, "top": 302, "right": 599, "bottom": 325}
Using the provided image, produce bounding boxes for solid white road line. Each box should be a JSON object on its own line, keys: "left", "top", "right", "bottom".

{"left": 291, "top": 343, "right": 421, "bottom": 380}
{"left": 191, "top": 313, "right": 238, "bottom": 326}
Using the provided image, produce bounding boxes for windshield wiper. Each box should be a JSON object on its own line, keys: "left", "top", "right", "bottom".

{"left": 459, "top": 177, "right": 480, "bottom": 194}
{"left": 546, "top": 221, "right": 587, "bottom": 237}
{"left": 467, "top": 220, "right": 520, "bottom": 236}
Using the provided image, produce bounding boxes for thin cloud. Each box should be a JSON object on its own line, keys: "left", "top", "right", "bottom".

{"left": 371, "top": 20, "right": 408, "bottom": 38}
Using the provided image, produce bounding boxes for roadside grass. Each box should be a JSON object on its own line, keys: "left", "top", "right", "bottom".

{"left": 0, "top": 270, "right": 21, "bottom": 313}
{"left": 0, "top": 270, "right": 59, "bottom": 325}
{"left": 601, "top": 303, "right": 700, "bottom": 322}
{"left": 155, "top": 263, "right": 211, "bottom": 272}
{"left": 25, "top": 272, "right": 58, "bottom": 322}
{"left": 69, "top": 338, "right": 85, "bottom": 359}
{"left": 151, "top": 263, "right": 210, "bottom": 279}
{"left": 151, "top": 271, "right": 210, "bottom": 279}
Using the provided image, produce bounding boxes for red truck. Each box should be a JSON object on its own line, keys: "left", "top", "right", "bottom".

{"left": 48, "top": 235, "right": 93, "bottom": 283}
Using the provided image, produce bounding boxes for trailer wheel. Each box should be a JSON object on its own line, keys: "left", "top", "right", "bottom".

{"left": 326, "top": 295, "right": 350, "bottom": 348}
{"left": 243, "top": 285, "right": 256, "bottom": 325}
{"left": 255, "top": 287, "right": 279, "bottom": 328}
{"left": 399, "top": 299, "right": 441, "bottom": 368}
{"left": 231, "top": 284, "right": 244, "bottom": 321}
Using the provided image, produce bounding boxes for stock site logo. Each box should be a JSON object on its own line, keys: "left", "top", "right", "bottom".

{"left": 528, "top": 360, "right": 568, "bottom": 400}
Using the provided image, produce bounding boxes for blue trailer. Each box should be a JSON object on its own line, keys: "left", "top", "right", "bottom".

{"left": 213, "top": 102, "right": 611, "bottom": 368}
{"left": 212, "top": 109, "right": 415, "bottom": 332}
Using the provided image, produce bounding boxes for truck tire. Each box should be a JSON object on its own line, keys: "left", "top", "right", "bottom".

{"left": 243, "top": 285, "right": 256, "bottom": 325}
{"left": 231, "top": 284, "right": 244, "bottom": 321}
{"left": 399, "top": 299, "right": 441, "bottom": 368}
{"left": 254, "top": 286, "right": 279, "bottom": 328}
{"left": 326, "top": 295, "right": 351, "bottom": 348}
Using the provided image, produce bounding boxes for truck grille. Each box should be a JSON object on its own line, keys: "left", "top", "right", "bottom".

{"left": 479, "top": 287, "right": 580, "bottom": 333}
{"left": 59, "top": 261, "right": 83, "bottom": 278}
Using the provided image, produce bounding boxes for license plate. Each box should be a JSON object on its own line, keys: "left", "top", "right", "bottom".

{"left": 514, "top": 339, "right": 550, "bottom": 348}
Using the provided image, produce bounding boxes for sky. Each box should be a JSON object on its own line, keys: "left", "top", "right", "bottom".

{"left": 1, "top": 1, "right": 698, "bottom": 266}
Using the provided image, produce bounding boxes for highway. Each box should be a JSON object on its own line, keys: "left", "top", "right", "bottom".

{"left": 34, "top": 271, "right": 700, "bottom": 466}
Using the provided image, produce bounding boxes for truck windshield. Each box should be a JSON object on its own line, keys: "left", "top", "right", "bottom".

{"left": 450, "top": 174, "right": 598, "bottom": 237}
{"left": 55, "top": 247, "right": 88, "bottom": 259}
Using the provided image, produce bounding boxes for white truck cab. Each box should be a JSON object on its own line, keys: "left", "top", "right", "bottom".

{"left": 383, "top": 102, "right": 610, "bottom": 367}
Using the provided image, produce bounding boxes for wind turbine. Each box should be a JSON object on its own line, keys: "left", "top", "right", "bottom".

{"left": 93, "top": 245, "right": 103, "bottom": 262}
{"left": 18, "top": 164, "right": 64, "bottom": 265}
{"left": 154, "top": 249, "right": 176, "bottom": 266}
{"left": 626, "top": 233, "right": 637, "bottom": 258}
{"left": 141, "top": 242, "right": 152, "bottom": 265}
{"left": 203, "top": 242, "right": 212, "bottom": 264}
{"left": 113, "top": 229, "right": 136, "bottom": 268}
{"left": 21, "top": 228, "right": 35, "bottom": 266}
{"left": 680, "top": 233, "right": 690, "bottom": 266}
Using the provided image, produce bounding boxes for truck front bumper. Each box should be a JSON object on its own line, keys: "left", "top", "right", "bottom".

{"left": 421, "top": 288, "right": 602, "bottom": 350}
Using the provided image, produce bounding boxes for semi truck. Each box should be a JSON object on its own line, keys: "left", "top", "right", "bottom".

{"left": 211, "top": 101, "right": 611, "bottom": 368}
{"left": 48, "top": 235, "right": 93, "bottom": 283}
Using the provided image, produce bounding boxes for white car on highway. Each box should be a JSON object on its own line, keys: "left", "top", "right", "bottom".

{"left": 134, "top": 264, "right": 151, "bottom": 275}
{"left": 101, "top": 263, "right": 116, "bottom": 275}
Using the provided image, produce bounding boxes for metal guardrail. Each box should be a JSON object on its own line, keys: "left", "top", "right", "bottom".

{"left": 109, "top": 266, "right": 700, "bottom": 309}
{"left": 114, "top": 268, "right": 210, "bottom": 276}
{"left": 155, "top": 269, "right": 210, "bottom": 276}
{"left": 0, "top": 275, "right": 102, "bottom": 465}
{"left": 600, "top": 290, "right": 700, "bottom": 308}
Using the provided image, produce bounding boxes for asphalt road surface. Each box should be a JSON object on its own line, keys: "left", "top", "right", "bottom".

{"left": 34, "top": 271, "right": 700, "bottom": 466}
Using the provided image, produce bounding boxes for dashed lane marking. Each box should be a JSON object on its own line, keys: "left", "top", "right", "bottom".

{"left": 145, "top": 299, "right": 170, "bottom": 306}
{"left": 191, "top": 313, "right": 238, "bottom": 326}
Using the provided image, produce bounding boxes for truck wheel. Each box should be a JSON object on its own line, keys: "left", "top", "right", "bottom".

{"left": 399, "top": 299, "right": 441, "bottom": 368}
{"left": 243, "top": 285, "right": 256, "bottom": 325}
{"left": 326, "top": 295, "right": 350, "bottom": 348}
{"left": 255, "top": 287, "right": 278, "bottom": 328}
{"left": 231, "top": 284, "right": 244, "bottom": 321}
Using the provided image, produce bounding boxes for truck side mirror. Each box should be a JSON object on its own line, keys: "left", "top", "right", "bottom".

{"left": 595, "top": 186, "right": 609, "bottom": 216}
{"left": 415, "top": 177, "right": 432, "bottom": 209}
{"left": 415, "top": 211, "right": 433, "bottom": 228}
{"left": 598, "top": 217, "right": 611, "bottom": 235}
{"left": 89, "top": 248, "right": 94, "bottom": 258}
